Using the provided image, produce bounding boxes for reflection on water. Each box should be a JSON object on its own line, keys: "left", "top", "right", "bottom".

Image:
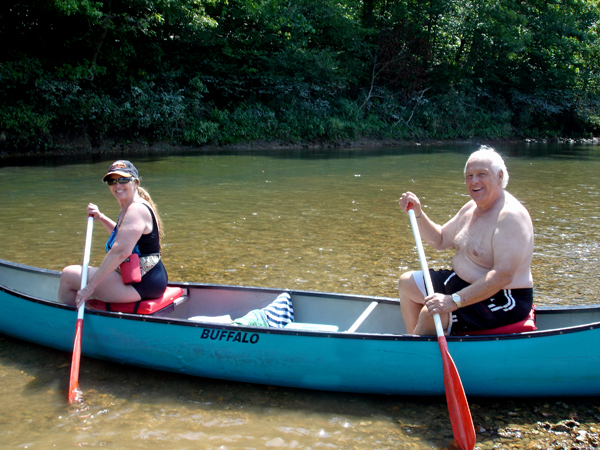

{"left": 1, "top": 143, "right": 600, "bottom": 448}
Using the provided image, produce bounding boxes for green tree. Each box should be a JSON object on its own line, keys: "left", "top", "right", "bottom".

{"left": 1, "top": 0, "right": 599, "bottom": 151}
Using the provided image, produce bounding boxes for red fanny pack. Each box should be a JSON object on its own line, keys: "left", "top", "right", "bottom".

{"left": 120, "top": 253, "right": 142, "bottom": 284}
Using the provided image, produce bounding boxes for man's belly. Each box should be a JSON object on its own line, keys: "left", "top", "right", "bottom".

{"left": 451, "top": 254, "right": 489, "bottom": 284}
{"left": 451, "top": 254, "right": 533, "bottom": 289}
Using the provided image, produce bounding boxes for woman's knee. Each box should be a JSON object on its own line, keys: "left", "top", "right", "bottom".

{"left": 60, "top": 265, "right": 95, "bottom": 289}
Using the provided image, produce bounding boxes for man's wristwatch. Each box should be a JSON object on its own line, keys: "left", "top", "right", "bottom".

{"left": 451, "top": 293, "right": 462, "bottom": 309}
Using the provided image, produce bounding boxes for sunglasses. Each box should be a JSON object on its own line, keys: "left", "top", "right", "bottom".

{"left": 106, "top": 177, "right": 136, "bottom": 186}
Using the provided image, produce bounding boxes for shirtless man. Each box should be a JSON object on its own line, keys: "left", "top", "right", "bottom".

{"left": 398, "top": 146, "right": 534, "bottom": 335}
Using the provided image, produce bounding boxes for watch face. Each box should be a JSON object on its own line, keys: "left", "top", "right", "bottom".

{"left": 452, "top": 294, "right": 461, "bottom": 307}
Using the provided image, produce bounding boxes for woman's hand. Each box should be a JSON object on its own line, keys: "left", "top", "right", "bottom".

{"left": 87, "top": 203, "right": 101, "bottom": 221}
{"left": 75, "top": 284, "right": 94, "bottom": 309}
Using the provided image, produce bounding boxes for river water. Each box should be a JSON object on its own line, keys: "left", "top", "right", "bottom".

{"left": 1, "top": 142, "right": 599, "bottom": 449}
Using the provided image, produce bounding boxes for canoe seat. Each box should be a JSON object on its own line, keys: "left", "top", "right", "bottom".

{"left": 87, "top": 286, "right": 185, "bottom": 316}
{"left": 456, "top": 307, "right": 536, "bottom": 336}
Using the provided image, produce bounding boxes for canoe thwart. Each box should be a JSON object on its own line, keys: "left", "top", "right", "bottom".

{"left": 346, "top": 301, "right": 378, "bottom": 333}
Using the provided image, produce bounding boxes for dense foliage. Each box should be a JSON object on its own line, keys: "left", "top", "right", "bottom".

{"left": 1, "top": 0, "right": 599, "bottom": 151}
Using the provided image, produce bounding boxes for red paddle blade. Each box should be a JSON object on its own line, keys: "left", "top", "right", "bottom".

{"left": 438, "top": 336, "right": 476, "bottom": 450}
{"left": 68, "top": 318, "right": 84, "bottom": 404}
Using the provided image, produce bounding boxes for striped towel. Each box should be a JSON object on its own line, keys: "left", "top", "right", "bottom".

{"left": 261, "top": 292, "right": 294, "bottom": 328}
{"left": 231, "top": 292, "right": 294, "bottom": 328}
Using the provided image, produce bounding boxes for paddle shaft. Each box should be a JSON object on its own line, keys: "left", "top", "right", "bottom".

{"left": 407, "top": 204, "right": 476, "bottom": 450}
{"left": 407, "top": 209, "right": 444, "bottom": 335}
{"left": 68, "top": 215, "right": 94, "bottom": 404}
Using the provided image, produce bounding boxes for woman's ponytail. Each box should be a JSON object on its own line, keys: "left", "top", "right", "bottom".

{"left": 137, "top": 184, "right": 164, "bottom": 242}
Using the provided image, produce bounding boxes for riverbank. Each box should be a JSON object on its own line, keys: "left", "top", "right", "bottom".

{"left": 1, "top": 135, "right": 599, "bottom": 160}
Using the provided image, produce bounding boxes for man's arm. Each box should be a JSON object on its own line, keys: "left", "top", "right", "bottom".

{"left": 416, "top": 211, "right": 456, "bottom": 250}
{"left": 399, "top": 191, "right": 464, "bottom": 251}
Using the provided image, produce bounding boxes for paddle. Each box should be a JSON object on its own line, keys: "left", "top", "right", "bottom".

{"left": 68, "top": 215, "right": 94, "bottom": 404}
{"left": 407, "top": 203, "right": 476, "bottom": 450}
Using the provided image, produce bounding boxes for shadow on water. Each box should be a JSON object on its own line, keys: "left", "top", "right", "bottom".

{"left": 2, "top": 141, "right": 599, "bottom": 169}
{"left": 1, "top": 143, "right": 463, "bottom": 168}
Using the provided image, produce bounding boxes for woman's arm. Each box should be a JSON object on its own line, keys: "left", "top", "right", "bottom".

{"left": 75, "top": 204, "right": 150, "bottom": 307}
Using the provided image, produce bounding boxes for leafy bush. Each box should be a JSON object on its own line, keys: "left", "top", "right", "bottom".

{"left": 1, "top": 0, "right": 599, "bottom": 153}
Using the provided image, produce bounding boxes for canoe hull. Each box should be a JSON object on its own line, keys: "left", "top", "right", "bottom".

{"left": 1, "top": 259, "right": 599, "bottom": 397}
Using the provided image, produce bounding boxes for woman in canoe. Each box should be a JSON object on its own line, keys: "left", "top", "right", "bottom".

{"left": 58, "top": 160, "right": 168, "bottom": 308}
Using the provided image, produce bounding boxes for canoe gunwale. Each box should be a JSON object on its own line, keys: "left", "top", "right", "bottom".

{"left": 1, "top": 282, "right": 599, "bottom": 344}
{"left": 2, "top": 258, "right": 600, "bottom": 343}
{"left": 0, "top": 258, "right": 61, "bottom": 276}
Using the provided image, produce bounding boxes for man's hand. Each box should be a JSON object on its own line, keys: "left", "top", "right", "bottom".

{"left": 424, "top": 293, "right": 457, "bottom": 315}
{"left": 399, "top": 191, "right": 423, "bottom": 217}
